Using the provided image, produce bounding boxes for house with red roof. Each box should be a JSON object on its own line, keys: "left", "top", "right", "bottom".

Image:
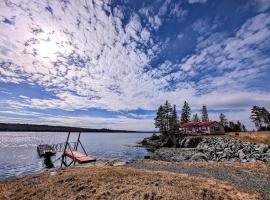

{"left": 178, "top": 121, "right": 225, "bottom": 135}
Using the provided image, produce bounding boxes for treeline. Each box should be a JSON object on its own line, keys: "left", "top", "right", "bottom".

{"left": 154, "top": 101, "right": 179, "bottom": 138}
{"left": 154, "top": 100, "right": 247, "bottom": 135}
{"left": 0, "top": 123, "right": 137, "bottom": 133}
{"left": 219, "top": 113, "right": 246, "bottom": 132}
{"left": 250, "top": 106, "right": 270, "bottom": 131}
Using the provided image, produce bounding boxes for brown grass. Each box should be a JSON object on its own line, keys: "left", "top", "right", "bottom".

{"left": 227, "top": 131, "right": 270, "bottom": 144}
{"left": 0, "top": 166, "right": 260, "bottom": 200}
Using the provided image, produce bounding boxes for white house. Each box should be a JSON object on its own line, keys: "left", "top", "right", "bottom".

{"left": 178, "top": 121, "right": 225, "bottom": 135}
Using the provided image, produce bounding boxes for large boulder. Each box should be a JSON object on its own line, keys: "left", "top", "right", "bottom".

{"left": 141, "top": 134, "right": 162, "bottom": 148}
{"left": 160, "top": 137, "right": 174, "bottom": 147}
{"left": 190, "top": 152, "right": 208, "bottom": 161}
{"left": 237, "top": 149, "right": 246, "bottom": 160}
{"left": 179, "top": 137, "right": 203, "bottom": 148}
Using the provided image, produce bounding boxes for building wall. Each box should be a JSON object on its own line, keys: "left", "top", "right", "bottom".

{"left": 180, "top": 122, "right": 225, "bottom": 135}
{"left": 208, "top": 122, "right": 225, "bottom": 134}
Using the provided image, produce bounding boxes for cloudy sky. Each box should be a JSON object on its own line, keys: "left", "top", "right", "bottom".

{"left": 0, "top": 0, "right": 270, "bottom": 131}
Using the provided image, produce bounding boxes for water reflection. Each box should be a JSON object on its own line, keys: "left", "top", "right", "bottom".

{"left": 43, "top": 156, "right": 54, "bottom": 169}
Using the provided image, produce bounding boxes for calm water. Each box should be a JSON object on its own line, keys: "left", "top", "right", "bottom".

{"left": 0, "top": 132, "right": 152, "bottom": 180}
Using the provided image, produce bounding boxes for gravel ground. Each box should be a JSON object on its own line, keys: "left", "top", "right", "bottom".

{"left": 127, "top": 160, "right": 270, "bottom": 200}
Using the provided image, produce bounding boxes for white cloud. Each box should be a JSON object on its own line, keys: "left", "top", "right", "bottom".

{"left": 149, "top": 15, "right": 162, "bottom": 30}
{"left": 180, "top": 13, "right": 270, "bottom": 93}
{"left": 187, "top": 0, "right": 208, "bottom": 4}
{"left": 254, "top": 0, "right": 270, "bottom": 12}
{"left": 0, "top": 1, "right": 270, "bottom": 130}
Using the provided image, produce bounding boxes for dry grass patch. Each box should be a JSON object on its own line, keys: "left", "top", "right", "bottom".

{"left": 227, "top": 132, "right": 270, "bottom": 144}
{"left": 0, "top": 166, "right": 260, "bottom": 200}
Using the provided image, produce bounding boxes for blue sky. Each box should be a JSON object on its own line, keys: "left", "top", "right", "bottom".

{"left": 0, "top": 0, "right": 270, "bottom": 131}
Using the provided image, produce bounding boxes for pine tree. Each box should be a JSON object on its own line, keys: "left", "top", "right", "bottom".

{"left": 261, "top": 107, "right": 270, "bottom": 127}
{"left": 155, "top": 101, "right": 178, "bottom": 137}
{"left": 229, "top": 121, "right": 235, "bottom": 130}
{"left": 169, "top": 105, "right": 179, "bottom": 136}
{"left": 219, "top": 113, "right": 228, "bottom": 126}
{"left": 154, "top": 105, "right": 165, "bottom": 135}
{"left": 236, "top": 121, "right": 242, "bottom": 132}
{"left": 192, "top": 113, "right": 200, "bottom": 122}
{"left": 201, "top": 105, "right": 209, "bottom": 122}
{"left": 242, "top": 124, "right": 247, "bottom": 132}
{"left": 163, "top": 100, "right": 173, "bottom": 133}
{"left": 250, "top": 106, "right": 262, "bottom": 130}
{"left": 180, "top": 101, "right": 191, "bottom": 124}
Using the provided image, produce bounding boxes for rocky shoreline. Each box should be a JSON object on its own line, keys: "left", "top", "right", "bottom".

{"left": 141, "top": 135, "right": 270, "bottom": 162}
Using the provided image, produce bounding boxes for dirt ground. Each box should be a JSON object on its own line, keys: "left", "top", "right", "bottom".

{"left": 0, "top": 165, "right": 261, "bottom": 200}
{"left": 128, "top": 160, "right": 270, "bottom": 200}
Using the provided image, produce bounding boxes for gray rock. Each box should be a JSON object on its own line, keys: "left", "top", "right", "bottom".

{"left": 143, "top": 135, "right": 270, "bottom": 163}
{"left": 238, "top": 149, "right": 246, "bottom": 160}
{"left": 190, "top": 152, "right": 208, "bottom": 161}
{"left": 255, "top": 144, "right": 269, "bottom": 153}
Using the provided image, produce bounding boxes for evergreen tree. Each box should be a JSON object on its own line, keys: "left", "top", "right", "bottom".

{"left": 242, "top": 124, "right": 247, "bottom": 132}
{"left": 155, "top": 101, "right": 179, "bottom": 137}
{"left": 229, "top": 121, "right": 235, "bottom": 130}
{"left": 154, "top": 105, "right": 165, "bottom": 135}
{"left": 261, "top": 107, "right": 270, "bottom": 127}
{"left": 201, "top": 105, "right": 209, "bottom": 122}
{"left": 219, "top": 113, "right": 228, "bottom": 126}
{"left": 180, "top": 101, "right": 191, "bottom": 124}
{"left": 236, "top": 121, "right": 242, "bottom": 132}
{"left": 163, "top": 100, "right": 173, "bottom": 133}
{"left": 169, "top": 105, "right": 179, "bottom": 136}
{"left": 250, "top": 106, "right": 263, "bottom": 130}
{"left": 192, "top": 113, "right": 200, "bottom": 122}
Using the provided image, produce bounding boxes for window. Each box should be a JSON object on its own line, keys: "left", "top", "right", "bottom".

{"left": 214, "top": 126, "right": 220, "bottom": 131}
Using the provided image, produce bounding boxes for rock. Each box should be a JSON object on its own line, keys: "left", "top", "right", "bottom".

{"left": 142, "top": 135, "right": 270, "bottom": 163}
{"left": 50, "top": 171, "right": 57, "bottom": 176}
{"left": 252, "top": 153, "right": 261, "bottom": 159}
{"left": 262, "top": 153, "right": 270, "bottom": 162}
{"left": 112, "top": 161, "right": 127, "bottom": 166}
{"left": 255, "top": 144, "right": 269, "bottom": 153}
{"left": 160, "top": 138, "right": 174, "bottom": 147}
{"left": 179, "top": 137, "right": 202, "bottom": 148}
{"left": 149, "top": 133, "right": 160, "bottom": 140}
{"left": 238, "top": 149, "right": 246, "bottom": 160}
{"left": 144, "top": 155, "right": 151, "bottom": 159}
{"left": 141, "top": 136, "right": 162, "bottom": 148}
{"left": 190, "top": 153, "right": 208, "bottom": 161}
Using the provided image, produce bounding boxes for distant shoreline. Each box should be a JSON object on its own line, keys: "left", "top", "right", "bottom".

{"left": 0, "top": 123, "right": 156, "bottom": 133}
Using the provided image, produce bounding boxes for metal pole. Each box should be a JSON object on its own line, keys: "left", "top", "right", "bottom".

{"left": 75, "top": 132, "right": 81, "bottom": 150}
{"left": 60, "top": 132, "right": 71, "bottom": 168}
{"left": 79, "top": 140, "right": 88, "bottom": 156}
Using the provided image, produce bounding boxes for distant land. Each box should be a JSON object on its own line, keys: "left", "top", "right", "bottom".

{"left": 0, "top": 123, "right": 155, "bottom": 133}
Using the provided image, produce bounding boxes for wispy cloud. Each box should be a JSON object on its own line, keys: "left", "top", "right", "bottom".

{"left": 187, "top": 0, "right": 208, "bottom": 4}
{"left": 0, "top": 0, "right": 269, "bottom": 130}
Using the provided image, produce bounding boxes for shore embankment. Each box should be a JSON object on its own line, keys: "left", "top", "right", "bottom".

{"left": 141, "top": 134, "right": 270, "bottom": 162}
{"left": 1, "top": 160, "right": 268, "bottom": 200}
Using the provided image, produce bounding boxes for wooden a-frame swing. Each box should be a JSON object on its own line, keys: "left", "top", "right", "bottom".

{"left": 60, "top": 132, "right": 96, "bottom": 168}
